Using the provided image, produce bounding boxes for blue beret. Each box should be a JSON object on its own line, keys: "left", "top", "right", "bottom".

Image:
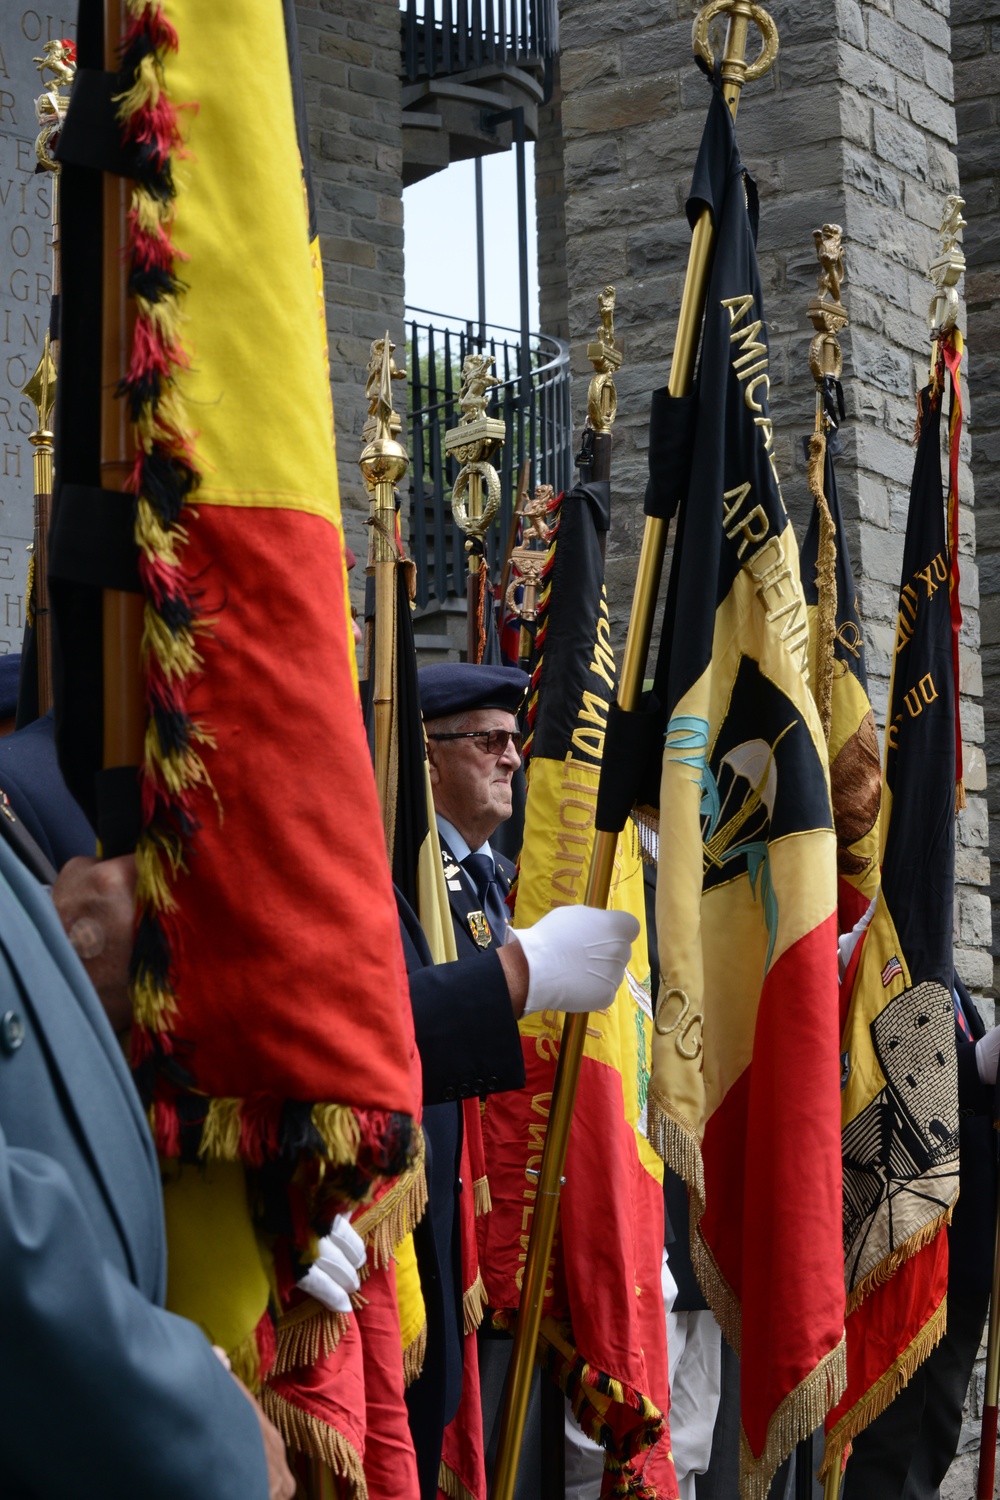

{"left": 419, "top": 663, "right": 529, "bottom": 720}
{"left": 0, "top": 654, "right": 21, "bottom": 718}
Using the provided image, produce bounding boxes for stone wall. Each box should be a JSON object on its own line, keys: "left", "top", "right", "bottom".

{"left": 538, "top": 0, "right": 991, "bottom": 994}
{"left": 0, "top": 9, "right": 73, "bottom": 654}
{"left": 295, "top": 0, "right": 406, "bottom": 583}
{"left": 951, "top": 2, "right": 1000, "bottom": 994}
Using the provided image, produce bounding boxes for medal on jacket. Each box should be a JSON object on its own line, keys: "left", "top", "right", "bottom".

{"left": 468, "top": 910, "right": 492, "bottom": 948}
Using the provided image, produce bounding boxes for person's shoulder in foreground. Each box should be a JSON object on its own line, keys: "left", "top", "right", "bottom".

{"left": 0, "top": 834, "right": 289, "bottom": 1500}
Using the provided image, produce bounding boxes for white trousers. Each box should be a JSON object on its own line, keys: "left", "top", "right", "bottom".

{"left": 562, "top": 1251, "right": 723, "bottom": 1499}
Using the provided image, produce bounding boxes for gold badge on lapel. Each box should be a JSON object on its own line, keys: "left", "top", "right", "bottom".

{"left": 468, "top": 910, "right": 492, "bottom": 948}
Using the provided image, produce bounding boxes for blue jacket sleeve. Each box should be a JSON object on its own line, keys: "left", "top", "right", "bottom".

{"left": 0, "top": 1126, "right": 269, "bottom": 1500}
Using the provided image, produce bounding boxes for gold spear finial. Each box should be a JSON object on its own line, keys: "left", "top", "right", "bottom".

{"left": 23, "top": 331, "right": 57, "bottom": 434}
{"left": 928, "top": 193, "right": 966, "bottom": 340}
{"left": 586, "top": 285, "right": 623, "bottom": 432}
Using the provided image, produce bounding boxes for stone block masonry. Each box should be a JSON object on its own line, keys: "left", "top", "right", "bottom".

{"left": 295, "top": 0, "right": 406, "bottom": 585}
{"left": 538, "top": 0, "right": 989, "bottom": 1004}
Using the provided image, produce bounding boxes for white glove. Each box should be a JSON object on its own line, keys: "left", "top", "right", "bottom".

{"left": 976, "top": 1024, "right": 1000, "bottom": 1086}
{"left": 297, "top": 1213, "right": 366, "bottom": 1314}
{"left": 507, "top": 905, "right": 640, "bottom": 1016}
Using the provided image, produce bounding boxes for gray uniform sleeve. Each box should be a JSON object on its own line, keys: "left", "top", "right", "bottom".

{"left": 0, "top": 1125, "right": 269, "bottom": 1500}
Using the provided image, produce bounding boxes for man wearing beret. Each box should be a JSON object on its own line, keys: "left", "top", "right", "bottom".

{"left": 401, "top": 661, "right": 639, "bottom": 1497}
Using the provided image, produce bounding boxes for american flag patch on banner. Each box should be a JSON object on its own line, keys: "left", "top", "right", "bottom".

{"left": 881, "top": 956, "right": 903, "bottom": 988}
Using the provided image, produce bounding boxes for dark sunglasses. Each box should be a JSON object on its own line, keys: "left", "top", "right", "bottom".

{"left": 427, "top": 728, "right": 523, "bottom": 757}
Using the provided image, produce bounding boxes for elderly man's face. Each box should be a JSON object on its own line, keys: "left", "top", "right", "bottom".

{"left": 426, "top": 707, "right": 521, "bottom": 849}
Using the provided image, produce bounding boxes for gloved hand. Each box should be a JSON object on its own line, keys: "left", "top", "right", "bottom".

{"left": 506, "top": 906, "right": 640, "bottom": 1016}
{"left": 297, "top": 1213, "right": 366, "bottom": 1314}
{"left": 976, "top": 1024, "right": 1000, "bottom": 1086}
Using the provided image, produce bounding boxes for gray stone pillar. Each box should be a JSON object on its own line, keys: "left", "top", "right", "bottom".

{"left": 0, "top": 11, "right": 73, "bottom": 655}
{"left": 951, "top": 3, "right": 1000, "bottom": 994}
{"left": 296, "top": 0, "right": 406, "bottom": 577}
{"left": 539, "top": 0, "right": 991, "bottom": 994}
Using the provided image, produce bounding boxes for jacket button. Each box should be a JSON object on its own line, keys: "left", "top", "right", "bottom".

{"left": 487, "top": 1075, "right": 499, "bottom": 1090}
{"left": 1, "top": 1010, "right": 25, "bottom": 1054}
{"left": 473, "top": 1078, "right": 485, "bottom": 1095}
{"left": 442, "top": 1085, "right": 457, "bottom": 1102}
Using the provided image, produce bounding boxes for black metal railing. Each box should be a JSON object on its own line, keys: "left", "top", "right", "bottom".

{"left": 401, "top": 0, "right": 558, "bottom": 86}
{"left": 406, "top": 308, "right": 572, "bottom": 611}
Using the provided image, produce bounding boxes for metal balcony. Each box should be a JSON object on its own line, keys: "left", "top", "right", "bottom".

{"left": 405, "top": 307, "right": 572, "bottom": 612}
{"left": 400, "top": 0, "right": 558, "bottom": 184}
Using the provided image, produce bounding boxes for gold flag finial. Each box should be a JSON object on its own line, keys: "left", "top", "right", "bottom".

{"left": 23, "top": 330, "right": 58, "bottom": 435}
{"left": 445, "top": 353, "right": 506, "bottom": 557}
{"left": 359, "top": 333, "right": 409, "bottom": 493}
{"left": 692, "top": 0, "right": 779, "bottom": 111}
{"left": 586, "top": 285, "right": 623, "bottom": 432}
{"left": 928, "top": 193, "right": 966, "bottom": 339}
{"left": 34, "top": 38, "right": 76, "bottom": 172}
{"left": 808, "top": 223, "right": 849, "bottom": 397}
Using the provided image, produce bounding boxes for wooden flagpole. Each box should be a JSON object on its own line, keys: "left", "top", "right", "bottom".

{"left": 489, "top": 7, "right": 779, "bottom": 1495}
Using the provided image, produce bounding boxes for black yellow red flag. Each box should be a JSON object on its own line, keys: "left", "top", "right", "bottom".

{"left": 823, "top": 378, "right": 961, "bottom": 1471}
{"left": 644, "top": 80, "right": 846, "bottom": 1499}
{"left": 800, "top": 436, "right": 882, "bottom": 931}
{"left": 479, "top": 478, "right": 677, "bottom": 1498}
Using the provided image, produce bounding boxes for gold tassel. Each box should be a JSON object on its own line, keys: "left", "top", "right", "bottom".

{"left": 272, "top": 1303, "right": 347, "bottom": 1377}
{"left": 845, "top": 1206, "right": 953, "bottom": 1316}
{"left": 741, "top": 1335, "right": 847, "bottom": 1500}
{"left": 808, "top": 429, "right": 837, "bottom": 743}
{"left": 956, "top": 779, "right": 966, "bottom": 813}
{"left": 437, "top": 1461, "right": 478, "bottom": 1500}
{"left": 820, "top": 1299, "right": 947, "bottom": 1478}
{"left": 403, "top": 1321, "right": 427, "bottom": 1386}
{"left": 261, "top": 1387, "right": 368, "bottom": 1500}
{"left": 463, "top": 1271, "right": 488, "bottom": 1335}
{"left": 473, "top": 1174, "right": 492, "bottom": 1216}
{"left": 311, "top": 1104, "right": 362, "bottom": 1166}
{"left": 199, "top": 1098, "right": 243, "bottom": 1161}
{"left": 228, "top": 1322, "right": 266, "bottom": 1395}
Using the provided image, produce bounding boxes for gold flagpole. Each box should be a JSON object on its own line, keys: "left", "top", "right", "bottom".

{"left": 359, "top": 334, "right": 409, "bottom": 850}
{"left": 22, "top": 39, "right": 76, "bottom": 714}
{"left": 490, "top": 5, "right": 779, "bottom": 1495}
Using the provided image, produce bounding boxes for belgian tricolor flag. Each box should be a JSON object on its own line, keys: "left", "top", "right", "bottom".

{"left": 644, "top": 80, "right": 846, "bottom": 1499}
{"left": 823, "top": 379, "right": 961, "bottom": 1473}
{"left": 50, "top": 0, "right": 419, "bottom": 1399}
{"left": 479, "top": 476, "right": 676, "bottom": 1497}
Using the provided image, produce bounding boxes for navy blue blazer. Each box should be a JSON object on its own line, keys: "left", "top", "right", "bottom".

{"left": 396, "top": 884, "right": 524, "bottom": 1500}
{"left": 0, "top": 835, "right": 268, "bottom": 1499}
{"left": 0, "top": 711, "right": 96, "bottom": 871}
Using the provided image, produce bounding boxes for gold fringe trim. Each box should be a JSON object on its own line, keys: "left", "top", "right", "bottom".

{"left": 463, "top": 1270, "right": 488, "bottom": 1336}
{"left": 272, "top": 1302, "right": 348, "bottom": 1377}
{"left": 261, "top": 1386, "right": 368, "bottom": 1500}
{"left": 473, "top": 1174, "right": 492, "bottom": 1216}
{"left": 199, "top": 1097, "right": 243, "bottom": 1161}
{"left": 646, "top": 1092, "right": 705, "bottom": 1214}
{"left": 403, "top": 1321, "right": 427, "bottom": 1387}
{"left": 437, "top": 1460, "right": 477, "bottom": 1500}
{"left": 311, "top": 1104, "right": 362, "bottom": 1166}
{"left": 691, "top": 1222, "right": 742, "bottom": 1358}
{"left": 808, "top": 429, "right": 837, "bottom": 743}
{"left": 228, "top": 1323, "right": 265, "bottom": 1395}
{"left": 844, "top": 1206, "right": 953, "bottom": 1316}
{"left": 820, "top": 1297, "right": 948, "bottom": 1479}
{"left": 352, "top": 1129, "right": 428, "bottom": 1268}
{"left": 956, "top": 779, "right": 967, "bottom": 813}
{"left": 740, "top": 1333, "right": 847, "bottom": 1500}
